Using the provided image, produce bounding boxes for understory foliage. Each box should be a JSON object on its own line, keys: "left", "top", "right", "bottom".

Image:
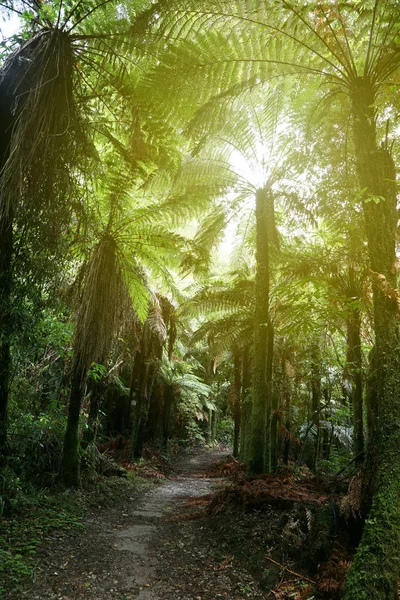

{"left": 1, "top": 0, "right": 400, "bottom": 597}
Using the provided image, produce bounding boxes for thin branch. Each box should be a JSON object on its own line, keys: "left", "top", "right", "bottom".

{"left": 264, "top": 555, "right": 316, "bottom": 585}
{"left": 0, "top": 2, "right": 24, "bottom": 16}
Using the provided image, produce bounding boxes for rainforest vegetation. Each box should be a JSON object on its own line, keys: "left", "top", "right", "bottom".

{"left": 1, "top": 1, "right": 400, "bottom": 598}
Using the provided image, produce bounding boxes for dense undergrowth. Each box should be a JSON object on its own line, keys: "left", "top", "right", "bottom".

{"left": 179, "top": 456, "right": 360, "bottom": 599}
{"left": 0, "top": 435, "right": 170, "bottom": 598}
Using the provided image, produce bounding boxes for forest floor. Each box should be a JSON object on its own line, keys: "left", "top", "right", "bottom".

{"left": 7, "top": 448, "right": 267, "bottom": 600}
{"left": 3, "top": 446, "right": 355, "bottom": 600}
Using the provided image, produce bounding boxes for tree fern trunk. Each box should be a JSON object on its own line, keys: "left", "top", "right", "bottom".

{"left": 346, "top": 305, "right": 364, "bottom": 462}
{"left": 82, "top": 378, "right": 105, "bottom": 447}
{"left": 61, "top": 359, "right": 86, "bottom": 487}
{"left": 0, "top": 75, "right": 15, "bottom": 460}
{"left": 0, "top": 211, "right": 13, "bottom": 459}
{"left": 311, "top": 343, "right": 321, "bottom": 472}
{"left": 162, "top": 383, "right": 173, "bottom": 447}
{"left": 239, "top": 346, "right": 251, "bottom": 462}
{"left": 343, "top": 76, "right": 400, "bottom": 599}
{"left": 249, "top": 188, "right": 270, "bottom": 474}
{"left": 268, "top": 324, "right": 277, "bottom": 471}
{"left": 233, "top": 352, "right": 242, "bottom": 459}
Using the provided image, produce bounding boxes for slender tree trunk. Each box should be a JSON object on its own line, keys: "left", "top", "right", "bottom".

{"left": 233, "top": 352, "right": 242, "bottom": 459}
{"left": 239, "top": 346, "right": 251, "bottom": 462}
{"left": 360, "top": 345, "right": 378, "bottom": 515}
{"left": 346, "top": 304, "right": 364, "bottom": 462}
{"left": 282, "top": 357, "right": 291, "bottom": 465}
{"left": 207, "top": 408, "right": 213, "bottom": 445}
{"left": 0, "top": 211, "right": 13, "bottom": 459}
{"left": 211, "top": 409, "right": 217, "bottom": 441}
{"left": 249, "top": 188, "right": 271, "bottom": 474}
{"left": 61, "top": 358, "right": 86, "bottom": 487}
{"left": 162, "top": 383, "right": 173, "bottom": 448}
{"left": 0, "top": 76, "right": 16, "bottom": 460}
{"left": 343, "top": 76, "right": 400, "bottom": 600}
{"left": 82, "top": 378, "right": 105, "bottom": 447}
{"left": 267, "top": 324, "right": 277, "bottom": 471}
{"left": 311, "top": 343, "right": 321, "bottom": 472}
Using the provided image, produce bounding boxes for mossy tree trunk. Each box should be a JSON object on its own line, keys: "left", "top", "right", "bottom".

{"left": 282, "top": 356, "right": 292, "bottom": 465}
{"left": 346, "top": 302, "right": 364, "bottom": 462}
{"left": 239, "top": 346, "right": 251, "bottom": 462}
{"left": 311, "top": 343, "right": 321, "bottom": 471}
{"left": 343, "top": 76, "right": 400, "bottom": 599}
{"left": 268, "top": 325, "right": 278, "bottom": 471}
{"left": 0, "top": 212, "right": 13, "bottom": 460}
{"left": 207, "top": 408, "right": 213, "bottom": 445}
{"left": 232, "top": 352, "right": 242, "bottom": 459}
{"left": 249, "top": 188, "right": 271, "bottom": 474}
{"left": 0, "top": 75, "right": 16, "bottom": 460}
{"left": 82, "top": 377, "right": 106, "bottom": 447}
{"left": 162, "top": 383, "right": 173, "bottom": 448}
{"left": 61, "top": 357, "right": 86, "bottom": 487}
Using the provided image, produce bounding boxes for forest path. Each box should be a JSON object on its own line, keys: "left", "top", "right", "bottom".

{"left": 23, "top": 447, "right": 265, "bottom": 600}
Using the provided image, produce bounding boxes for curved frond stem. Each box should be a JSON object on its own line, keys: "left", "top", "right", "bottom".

{"left": 0, "top": 2, "right": 24, "bottom": 16}
{"left": 168, "top": 7, "right": 347, "bottom": 78}
{"left": 315, "top": 2, "right": 357, "bottom": 78}
{"left": 212, "top": 136, "right": 258, "bottom": 183}
{"left": 76, "top": 68, "right": 121, "bottom": 123}
{"left": 72, "top": 32, "right": 126, "bottom": 40}
{"left": 186, "top": 57, "right": 346, "bottom": 84}
{"left": 335, "top": 2, "right": 358, "bottom": 76}
{"left": 365, "top": 0, "right": 380, "bottom": 77}
{"left": 62, "top": 0, "right": 88, "bottom": 29}
{"left": 369, "top": 1, "right": 398, "bottom": 74}
{"left": 281, "top": 0, "right": 350, "bottom": 78}
{"left": 56, "top": 0, "right": 64, "bottom": 29}
{"left": 378, "top": 58, "right": 400, "bottom": 83}
{"left": 267, "top": 139, "right": 292, "bottom": 186}
{"left": 248, "top": 93, "right": 266, "bottom": 161}
{"left": 66, "top": 0, "right": 115, "bottom": 34}
{"left": 97, "top": 38, "right": 133, "bottom": 67}
{"left": 77, "top": 54, "right": 126, "bottom": 97}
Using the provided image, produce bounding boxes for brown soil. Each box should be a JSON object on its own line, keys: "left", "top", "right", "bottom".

{"left": 13, "top": 448, "right": 265, "bottom": 600}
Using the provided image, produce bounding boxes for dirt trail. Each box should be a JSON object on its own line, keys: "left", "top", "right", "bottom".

{"left": 21, "top": 448, "right": 264, "bottom": 600}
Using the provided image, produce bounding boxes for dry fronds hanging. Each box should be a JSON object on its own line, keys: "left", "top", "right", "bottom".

{"left": 74, "top": 235, "right": 132, "bottom": 371}
{"left": 0, "top": 28, "right": 88, "bottom": 219}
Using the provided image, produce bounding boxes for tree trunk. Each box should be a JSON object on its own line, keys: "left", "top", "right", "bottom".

{"left": 0, "top": 211, "right": 13, "bottom": 459}
{"left": 311, "top": 343, "right": 321, "bottom": 472}
{"left": 207, "top": 408, "right": 213, "bottom": 445}
{"left": 282, "top": 357, "right": 291, "bottom": 466}
{"left": 232, "top": 352, "right": 242, "bottom": 459}
{"left": 82, "top": 378, "right": 105, "bottom": 447}
{"left": 61, "top": 359, "right": 86, "bottom": 487}
{"left": 346, "top": 304, "right": 364, "bottom": 462}
{"left": 249, "top": 188, "right": 271, "bottom": 474}
{"left": 267, "top": 324, "right": 277, "bottom": 471}
{"left": 239, "top": 346, "right": 251, "bottom": 462}
{"left": 162, "top": 383, "right": 173, "bottom": 448}
{"left": 211, "top": 409, "right": 217, "bottom": 442}
{"left": 0, "top": 74, "right": 16, "bottom": 460}
{"left": 343, "top": 76, "right": 400, "bottom": 599}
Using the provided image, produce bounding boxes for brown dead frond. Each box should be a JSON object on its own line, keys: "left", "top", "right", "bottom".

{"left": 1, "top": 28, "right": 90, "bottom": 219}
{"left": 340, "top": 470, "right": 363, "bottom": 519}
{"left": 74, "top": 235, "right": 132, "bottom": 371}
